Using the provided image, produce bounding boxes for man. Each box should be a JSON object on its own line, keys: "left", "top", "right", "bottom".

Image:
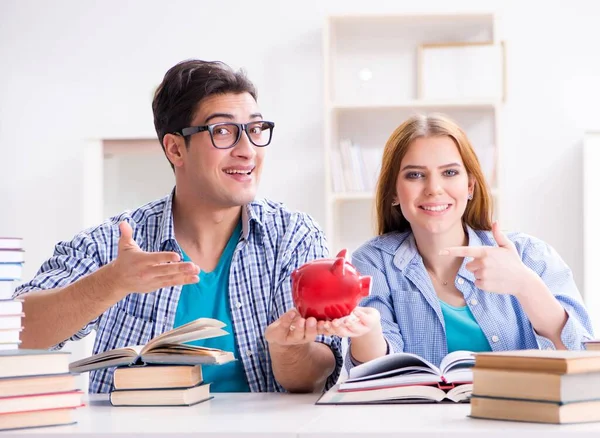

{"left": 15, "top": 59, "right": 342, "bottom": 393}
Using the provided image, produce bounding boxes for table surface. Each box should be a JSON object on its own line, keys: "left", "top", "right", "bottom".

{"left": 7, "top": 393, "right": 600, "bottom": 437}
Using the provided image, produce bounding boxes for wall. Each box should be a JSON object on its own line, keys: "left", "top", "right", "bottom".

{"left": 1, "top": 0, "right": 600, "bottom": 346}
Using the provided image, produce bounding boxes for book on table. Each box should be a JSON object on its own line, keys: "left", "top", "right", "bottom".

{"left": 473, "top": 349, "right": 600, "bottom": 374}
{"left": 469, "top": 349, "right": 600, "bottom": 424}
{"left": 0, "top": 281, "right": 14, "bottom": 300}
{"left": 470, "top": 396, "right": 600, "bottom": 424}
{"left": 317, "top": 382, "right": 473, "bottom": 405}
{"left": 342, "top": 350, "right": 474, "bottom": 390}
{"left": 0, "top": 408, "right": 78, "bottom": 432}
{"left": 110, "top": 382, "right": 211, "bottom": 407}
{"left": 69, "top": 317, "right": 235, "bottom": 373}
{"left": 317, "top": 350, "right": 475, "bottom": 404}
{"left": 113, "top": 364, "right": 203, "bottom": 390}
{"left": 0, "top": 350, "right": 72, "bottom": 379}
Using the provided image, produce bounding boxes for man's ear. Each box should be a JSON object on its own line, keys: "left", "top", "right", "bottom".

{"left": 163, "top": 133, "right": 185, "bottom": 168}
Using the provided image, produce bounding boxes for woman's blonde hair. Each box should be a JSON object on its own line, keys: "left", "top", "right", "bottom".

{"left": 375, "top": 113, "right": 493, "bottom": 235}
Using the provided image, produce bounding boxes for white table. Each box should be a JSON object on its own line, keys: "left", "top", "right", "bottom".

{"left": 8, "top": 393, "right": 600, "bottom": 437}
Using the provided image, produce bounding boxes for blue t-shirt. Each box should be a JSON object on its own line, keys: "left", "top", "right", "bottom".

{"left": 439, "top": 300, "right": 492, "bottom": 353}
{"left": 173, "top": 221, "right": 250, "bottom": 392}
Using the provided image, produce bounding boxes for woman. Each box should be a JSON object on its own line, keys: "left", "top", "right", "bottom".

{"left": 319, "top": 113, "right": 593, "bottom": 368}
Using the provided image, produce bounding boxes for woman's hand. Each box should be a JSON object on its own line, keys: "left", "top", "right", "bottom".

{"left": 317, "top": 307, "right": 381, "bottom": 338}
{"left": 440, "top": 221, "right": 535, "bottom": 296}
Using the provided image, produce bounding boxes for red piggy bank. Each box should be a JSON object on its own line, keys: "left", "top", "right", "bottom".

{"left": 291, "top": 249, "right": 371, "bottom": 320}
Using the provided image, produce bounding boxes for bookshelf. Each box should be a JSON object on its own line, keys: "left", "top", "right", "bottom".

{"left": 583, "top": 132, "right": 600, "bottom": 333}
{"left": 323, "top": 13, "right": 503, "bottom": 254}
{"left": 78, "top": 137, "right": 173, "bottom": 391}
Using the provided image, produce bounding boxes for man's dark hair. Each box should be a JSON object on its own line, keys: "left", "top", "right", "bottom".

{"left": 152, "top": 59, "right": 258, "bottom": 167}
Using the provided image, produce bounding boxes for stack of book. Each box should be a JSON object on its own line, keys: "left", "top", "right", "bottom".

{"left": 317, "top": 350, "right": 474, "bottom": 405}
{"left": 69, "top": 317, "right": 235, "bottom": 407}
{"left": 0, "top": 350, "right": 83, "bottom": 431}
{"left": 471, "top": 350, "right": 600, "bottom": 424}
{"left": 0, "top": 237, "right": 25, "bottom": 351}
{"left": 583, "top": 340, "right": 600, "bottom": 351}
{"left": 110, "top": 364, "right": 209, "bottom": 406}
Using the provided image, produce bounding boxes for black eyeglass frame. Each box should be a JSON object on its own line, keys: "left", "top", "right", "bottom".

{"left": 176, "top": 121, "right": 275, "bottom": 149}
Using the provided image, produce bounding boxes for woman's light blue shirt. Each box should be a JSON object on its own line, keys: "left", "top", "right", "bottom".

{"left": 349, "top": 226, "right": 594, "bottom": 369}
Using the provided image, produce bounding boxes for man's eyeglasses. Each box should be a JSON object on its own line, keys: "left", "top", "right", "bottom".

{"left": 177, "top": 121, "right": 275, "bottom": 149}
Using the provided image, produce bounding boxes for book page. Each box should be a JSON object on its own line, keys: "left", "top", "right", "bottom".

{"left": 69, "top": 346, "right": 142, "bottom": 373}
{"left": 440, "top": 350, "right": 475, "bottom": 374}
{"left": 440, "top": 351, "right": 475, "bottom": 383}
{"left": 318, "top": 383, "right": 446, "bottom": 405}
{"left": 142, "top": 318, "right": 227, "bottom": 354}
{"left": 141, "top": 344, "right": 235, "bottom": 366}
{"left": 340, "top": 373, "right": 443, "bottom": 391}
{"left": 445, "top": 383, "right": 473, "bottom": 403}
{"left": 347, "top": 352, "right": 441, "bottom": 381}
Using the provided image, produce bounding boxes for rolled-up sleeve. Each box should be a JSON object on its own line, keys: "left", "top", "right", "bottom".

{"left": 13, "top": 232, "right": 104, "bottom": 350}
{"left": 521, "top": 238, "right": 594, "bottom": 349}
{"left": 348, "top": 247, "right": 404, "bottom": 370}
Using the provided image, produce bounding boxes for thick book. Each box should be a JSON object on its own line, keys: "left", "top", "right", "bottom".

{"left": 0, "top": 250, "right": 25, "bottom": 264}
{"left": 0, "top": 350, "right": 71, "bottom": 379}
{"left": 340, "top": 350, "right": 474, "bottom": 391}
{"left": 110, "top": 382, "right": 211, "bottom": 407}
{"left": 0, "top": 238, "right": 23, "bottom": 251}
{"left": 113, "top": 364, "right": 202, "bottom": 390}
{"left": 0, "top": 407, "right": 77, "bottom": 432}
{"left": 472, "top": 367, "right": 600, "bottom": 403}
{"left": 0, "top": 328, "right": 22, "bottom": 344}
{"left": 0, "top": 390, "right": 83, "bottom": 414}
{"left": 0, "top": 263, "right": 22, "bottom": 281}
{"left": 0, "top": 299, "right": 23, "bottom": 315}
{"left": 0, "top": 314, "right": 23, "bottom": 330}
{"left": 470, "top": 395, "right": 600, "bottom": 424}
{"left": 474, "top": 349, "right": 600, "bottom": 374}
{"left": 0, "top": 373, "right": 77, "bottom": 398}
{"left": 317, "top": 382, "right": 472, "bottom": 405}
{"left": 584, "top": 340, "right": 600, "bottom": 351}
{"left": 0, "top": 281, "right": 13, "bottom": 300}
{"left": 69, "top": 317, "right": 234, "bottom": 373}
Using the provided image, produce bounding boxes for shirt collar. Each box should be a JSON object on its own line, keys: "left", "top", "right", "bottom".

{"left": 388, "top": 225, "right": 485, "bottom": 277}
{"left": 154, "top": 189, "right": 264, "bottom": 252}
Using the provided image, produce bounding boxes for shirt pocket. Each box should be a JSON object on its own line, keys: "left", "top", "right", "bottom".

{"left": 116, "top": 293, "right": 157, "bottom": 323}
{"left": 392, "top": 290, "right": 431, "bottom": 346}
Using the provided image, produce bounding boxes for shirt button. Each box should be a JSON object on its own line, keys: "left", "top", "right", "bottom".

{"left": 470, "top": 299, "right": 478, "bottom": 306}
{"left": 236, "top": 301, "right": 243, "bottom": 309}
{"left": 491, "top": 335, "right": 499, "bottom": 343}
{"left": 246, "top": 350, "right": 253, "bottom": 357}
{"left": 457, "top": 278, "right": 465, "bottom": 285}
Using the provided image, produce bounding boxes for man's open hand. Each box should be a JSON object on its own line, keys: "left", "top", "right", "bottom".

{"left": 107, "top": 221, "right": 200, "bottom": 297}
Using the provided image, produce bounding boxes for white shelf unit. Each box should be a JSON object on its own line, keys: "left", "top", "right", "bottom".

{"left": 323, "top": 13, "right": 502, "bottom": 255}
{"left": 583, "top": 132, "right": 600, "bottom": 334}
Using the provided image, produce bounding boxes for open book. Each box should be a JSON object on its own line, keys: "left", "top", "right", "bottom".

{"left": 69, "top": 318, "right": 235, "bottom": 373}
{"left": 317, "top": 382, "right": 473, "bottom": 405}
{"left": 340, "top": 350, "right": 475, "bottom": 391}
{"left": 317, "top": 350, "right": 475, "bottom": 405}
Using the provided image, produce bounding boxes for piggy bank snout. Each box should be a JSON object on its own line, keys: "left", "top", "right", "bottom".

{"left": 359, "top": 275, "right": 371, "bottom": 297}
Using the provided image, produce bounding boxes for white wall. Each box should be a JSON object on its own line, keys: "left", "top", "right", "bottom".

{"left": 1, "top": 0, "right": 600, "bottom": 321}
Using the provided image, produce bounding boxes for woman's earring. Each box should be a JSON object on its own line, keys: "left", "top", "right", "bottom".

{"left": 468, "top": 193, "right": 473, "bottom": 201}
{"left": 391, "top": 200, "right": 399, "bottom": 206}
